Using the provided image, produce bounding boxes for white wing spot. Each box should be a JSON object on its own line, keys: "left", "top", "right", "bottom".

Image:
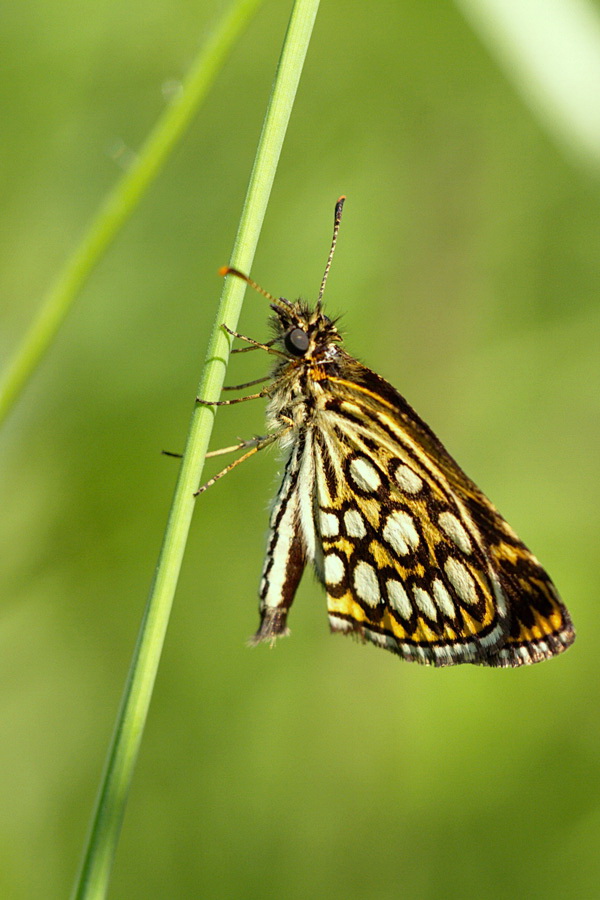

{"left": 320, "top": 511, "right": 339, "bottom": 538}
{"left": 445, "top": 558, "right": 478, "bottom": 605}
{"left": 394, "top": 464, "right": 423, "bottom": 493}
{"left": 387, "top": 579, "right": 412, "bottom": 619}
{"left": 438, "top": 512, "right": 472, "bottom": 554}
{"left": 344, "top": 508, "right": 367, "bottom": 539}
{"left": 353, "top": 561, "right": 381, "bottom": 606}
{"left": 325, "top": 553, "right": 346, "bottom": 585}
{"left": 349, "top": 457, "right": 381, "bottom": 493}
{"left": 432, "top": 579, "right": 456, "bottom": 618}
{"left": 413, "top": 586, "right": 438, "bottom": 620}
{"left": 383, "top": 510, "right": 419, "bottom": 555}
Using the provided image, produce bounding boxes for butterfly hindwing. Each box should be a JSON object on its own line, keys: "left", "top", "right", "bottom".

{"left": 312, "top": 408, "right": 508, "bottom": 665}
{"left": 253, "top": 437, "right": 308, "bottom": 645}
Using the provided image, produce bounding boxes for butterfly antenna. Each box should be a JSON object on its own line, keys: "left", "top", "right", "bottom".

{"left": 219, "top": 267, "right": 292, "bottom": 311}
{"left": 316, "top": 195, "right": 346, "bottom": 309}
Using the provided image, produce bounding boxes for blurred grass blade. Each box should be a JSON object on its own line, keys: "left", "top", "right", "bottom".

{"left": 0, "top": 0, "right": 265, "bottom": 428}
{"left": 456, "top": 0, "right": 600, "bottom": 173}
{"left": 71, "top": 1, "right": 321, "bottom": 898}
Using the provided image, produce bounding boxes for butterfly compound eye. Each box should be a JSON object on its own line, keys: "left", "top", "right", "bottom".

{"left": 285, "top": 327, "right": 310, "bottom": 356}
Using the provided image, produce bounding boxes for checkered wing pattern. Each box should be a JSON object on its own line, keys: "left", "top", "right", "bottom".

{"left": 254, "top": 358, "right": 573, "bottom": 667}
{"left": 311, "top": 364, "right": 573, "bottom": 666}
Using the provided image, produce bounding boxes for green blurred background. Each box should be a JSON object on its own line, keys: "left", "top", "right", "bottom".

{"left": 2, "top": 1, "right": 599, "bottom": 897}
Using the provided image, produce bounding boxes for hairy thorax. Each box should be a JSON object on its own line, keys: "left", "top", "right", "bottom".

{"left": 266, "top": 361, "right": 331, "bottom": 436}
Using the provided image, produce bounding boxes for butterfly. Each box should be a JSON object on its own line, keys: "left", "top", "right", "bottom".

{"left": 197, "top": 197, "right": 575, "bottom": 667}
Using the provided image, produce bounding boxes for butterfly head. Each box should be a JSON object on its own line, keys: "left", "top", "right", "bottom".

{"left": 269, "top": 301, "right": 342, "bottom": 364}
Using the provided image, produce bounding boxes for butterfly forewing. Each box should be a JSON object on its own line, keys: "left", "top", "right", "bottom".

{"left": 304, "top": 361, "right": 573, "bottom": 666}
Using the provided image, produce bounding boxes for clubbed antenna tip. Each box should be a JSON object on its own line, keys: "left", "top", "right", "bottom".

{"left": 317, "top": 196, "right": 346, "bottom": 308}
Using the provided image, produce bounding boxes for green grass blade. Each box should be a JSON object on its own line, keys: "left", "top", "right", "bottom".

{"left": 0, "top": 0, "right": 264, "bottom": 428}
{"left": 456, "top": 0, "right": 600, "bottom": 173}
{"left": 71, "top": 2, "right": 321, "bottom": 898}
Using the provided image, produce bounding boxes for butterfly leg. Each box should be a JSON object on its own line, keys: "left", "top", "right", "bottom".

{"left": 196, "top": 385, "right": 273, "bottom": 407}
{"left": 162, "top": 436, "right": 268, "bottom": 463}
{"left": 223, "top": 375, "right": 270, "bottom": 391}
{"left": 194, "top": 427, "right": 291, "bottom": 495}
{"left": 231, "top": 337, "right": 277, "bottom": 355}
{"left": 222, "top": 324, "right": 286, "bottom": 358}
{"left": 205, "top": 436, "right": 269, "bottom": 458}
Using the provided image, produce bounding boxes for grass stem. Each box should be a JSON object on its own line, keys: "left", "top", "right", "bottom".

{"left": 71, "top": 2, "right": 321, "bottom": 897}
